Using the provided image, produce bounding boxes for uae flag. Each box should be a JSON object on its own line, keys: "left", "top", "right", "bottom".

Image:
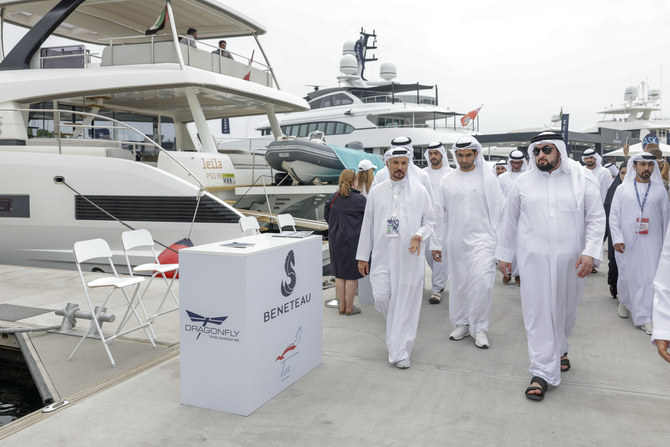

{"left": 145, "top": 5, "right": 168, "bottom": 35}
{"left": 460, "top": 105, "right": 483, "bottom": 127}
{"left": 243, "top": 50, "right": 255, "bottom": 81}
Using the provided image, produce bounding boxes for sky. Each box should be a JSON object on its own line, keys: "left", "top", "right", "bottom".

{"left": 216, "top": 0, "right": 670, "bottom": 136}
{"left": 2, "top": 0, "right": 669, "bottom": 138}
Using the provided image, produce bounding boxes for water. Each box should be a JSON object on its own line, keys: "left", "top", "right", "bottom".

{"left": 0, "top": 364, "right": 43, "bottom": 428}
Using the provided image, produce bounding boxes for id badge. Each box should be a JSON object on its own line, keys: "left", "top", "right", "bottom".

{"left": 385, "top": 216, "right": 400, "bottom": 238}
{"left": 636, "top": 217, "right": 649, "bottom": 234}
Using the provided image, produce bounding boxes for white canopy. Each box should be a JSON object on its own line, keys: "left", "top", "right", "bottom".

{"left": 603, "top": 142, "right": 670, "bottom": 158}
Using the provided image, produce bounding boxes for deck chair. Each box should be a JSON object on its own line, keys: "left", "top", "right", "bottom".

{"left": 277, "top": 213, "right": 296, "bottom": 233}
{"left": 239, "top": 215, "right": 260, "bottom": 236}
{"left": 121, "top": 229, "right": 180, "bottom": 340}
{"left": 70, "top": 238, "right": 156, "bottom": 367}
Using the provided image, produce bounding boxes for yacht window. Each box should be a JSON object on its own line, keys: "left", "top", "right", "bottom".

{"left": 309, "top": 98, "right": 323, "bottom": 109}
{"left": 298, "top": 124, "right": 309, "bottom": 137}
{"left": 0, "top": 195, "right": 30, "bottom": 218}
{"left": 335, "top": 122, "right": 345, "bottom": 134}
{"left": 325, "top": 122, "right": 336, "bottom": 135}
{"left": 307, "top": 123, "right": 318, "bottom": 134}
{"left": 316, "top": 122, "right": 327, "bottom": 133}
{"left": 332, "top": 94, "right": 353, "bottom": 106}
{"left": 344, "top": 124, "right": 354, "bottom": 134}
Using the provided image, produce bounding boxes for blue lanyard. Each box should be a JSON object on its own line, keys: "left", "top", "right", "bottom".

{"left": 634, "top": 180, "right": 651, "bottom": 214}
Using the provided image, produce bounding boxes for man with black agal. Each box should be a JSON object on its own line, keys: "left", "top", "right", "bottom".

{"left": 497, "top": 132, "right": 605, "bottom": 401}
{"left": 356, "top": 142, "right": 435, "bottom": 369}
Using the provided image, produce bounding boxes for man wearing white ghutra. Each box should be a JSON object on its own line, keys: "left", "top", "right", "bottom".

{"left": 356, "top": 142, "right": 435, "bottom": 369}
{"left": 610, "top": 152, "right": 669, "bottom": 334}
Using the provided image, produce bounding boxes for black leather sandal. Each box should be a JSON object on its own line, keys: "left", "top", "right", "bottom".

{"left": 525, "top": 376, "right": 548, "bottom": 401}
{"left": 561, "top": 352, "right": 571, "bottom": 372}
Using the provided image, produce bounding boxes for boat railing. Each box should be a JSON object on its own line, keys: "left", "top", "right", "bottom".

{"left": 97, "top": 34, "right": 272, "bottom": 87}
{"left": 6, "top": 107, "right": 203, "bottom": 189}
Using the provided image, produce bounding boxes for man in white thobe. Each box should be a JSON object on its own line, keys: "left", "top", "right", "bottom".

{"left": 493, "top": 159, "right": 507, "bottom": 177}
{"left": 422, "top": 141, "right": 452, "bottom": 304}
{"left": 497, "top": 132, "right": 605, "bottom": 401}
{"left": 497, "top": 149, "right": 528, "bottom": 285}
{"left": 370, "top": 136, "right": 435, "bottom": 203}
{"left": 582, "top": 148, "right": 614, "bottom": 201}
{"left": 582, "top": 148, "right": 611, "bottom": 273}
{"left": 652, "top": 223, "right": 670, "bottom": 363}
{"left": 610, "top": 153, "right": 669, "bottom": 334}
{"left": 356, "top": 144, "right": 435, "bottom": 369}
{"left": 431, "top": 136, "right": 503, "bottom": 349}
{"left": 498, "top": 150, "right": 528, "bottom": 199}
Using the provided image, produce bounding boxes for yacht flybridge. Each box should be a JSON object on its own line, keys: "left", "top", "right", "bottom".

{"left": 252, "top": 29, "right": 474, "bottom": 163}
{"left": 581, "top": 81, "right": 670, "bottom": 142}
{"left": 0, "top": 0, "right": 309, "bottom": 269}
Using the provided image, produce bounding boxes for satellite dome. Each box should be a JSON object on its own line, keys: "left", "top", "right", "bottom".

{"left": 379, "top": 62, "right": 397, "bottom": 81}
{"left": 342, "top": 41, "right": 356, "bottom": 56}
{"left": 624, "top": 86, "right": 639, "bottom": 102}
{"left": 649, "top": 88, "right": 661, "bottom": 100}
{"left": 339, "top": 54, "right": 358, "bottom": 75}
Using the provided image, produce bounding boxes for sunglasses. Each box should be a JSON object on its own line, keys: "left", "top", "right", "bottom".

{"left": 532, "top": 145, "right": 555, "bottom": 156}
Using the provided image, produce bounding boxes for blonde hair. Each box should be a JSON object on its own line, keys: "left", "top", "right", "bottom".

{"left": 338, "top": 169, "right": 356, "bottom": 197}
{"left": 357, "top": 169, "right": 373, "bottom": 195}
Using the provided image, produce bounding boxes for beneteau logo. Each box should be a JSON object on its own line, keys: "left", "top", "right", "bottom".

{"left": 275, "top": 327, "right": 302, "bottom": 382}
{"left": 280, "top": 250, "right": 297, "bottom": 297}
{"left": 184, "top": 310, "right": 239, "bottom": 342}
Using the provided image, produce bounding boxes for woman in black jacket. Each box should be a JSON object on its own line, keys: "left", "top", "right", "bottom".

{"left": 324, "top": 169, "right": 367, "bottom": 315}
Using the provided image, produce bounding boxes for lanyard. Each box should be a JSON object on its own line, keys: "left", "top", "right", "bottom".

{"left": 634, "top": 180, "right": 651, "bottom": 214}
{"left": 389, "top": 181, "right": 402, "bottom": 216}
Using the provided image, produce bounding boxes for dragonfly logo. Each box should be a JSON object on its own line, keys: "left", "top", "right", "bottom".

{"left": 280, "top": 250, "right": 297, "bottom": 297}
{"left": 185, "top": 310, "right": 231, "bottom": 340}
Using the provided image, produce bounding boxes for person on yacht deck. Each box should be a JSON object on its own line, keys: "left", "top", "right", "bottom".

{"left": 422, "top": 141, "right": 452, "bottom": 304}
{"left": 213, "top": 40, "right": 234, "bottom": 59}
{"left": 496, "top": 132, "right": 605, "bottom": 401}
{"left": 356, "top": 144, "right": 435, "bottom": 369}
{"left": 431, "top": 136, "right": 503, "bottom": 350}
{"left": 180, "top": 27, "right": 198, "bottom": 48}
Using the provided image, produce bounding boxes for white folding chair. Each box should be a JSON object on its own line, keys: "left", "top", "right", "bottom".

{"left": 277, "top": 213, "right": 296, "bottom": 233}
{"left": 239, "top": 215, "right": 260, "bottom": 236}
{"left": 70, "top": 238, "right": 156, "bottom": 367}
{"left": 121, "top": 229, "right": 180, "bottom": 340}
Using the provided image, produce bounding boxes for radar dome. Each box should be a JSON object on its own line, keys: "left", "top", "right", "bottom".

{"left": 342, "top": 41, "right": 355, "bottom": 56}
{"left": 380, "top": 62, "right": 397, "bottom": 81}
{"left": 624, "top": 86, "right": 639, "bottom": 102}
{"left": 649, "top": 88, "right": 661, "bottom": 100}
{"left": 339, "top": 54, "right": 358, "bottom": 75}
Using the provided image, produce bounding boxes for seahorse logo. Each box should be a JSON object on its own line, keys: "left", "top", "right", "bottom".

{"left": 280, "top": 250, "right": 297, "bottom": 297}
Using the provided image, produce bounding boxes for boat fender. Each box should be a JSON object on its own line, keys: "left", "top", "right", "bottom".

{"left": 157, "top": 238, "right": 194, "bottom": 278}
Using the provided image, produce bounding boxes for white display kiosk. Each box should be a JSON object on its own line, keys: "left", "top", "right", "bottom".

{"left": 179, "top": 234, "right": 323, "bottom": 416}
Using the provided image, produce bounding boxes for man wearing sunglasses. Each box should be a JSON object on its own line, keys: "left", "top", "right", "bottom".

{"left": 356, "top": 143, "right": 435, "bottom": 369}
{"left": 609, "top": 153, "right": 669, "bottom": 335}
{"left": 496, "top": 132, "right": 605, "bottom": 401}
{"left": 431, "top": 136, "right": 504, "bottom": 350}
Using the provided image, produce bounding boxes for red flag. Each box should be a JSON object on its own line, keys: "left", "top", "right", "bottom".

{"left": 243, "top": 50, "right": 255, "bottom": 81}
{"left": 460, "top": 105, "right": 482, "bottom": 127}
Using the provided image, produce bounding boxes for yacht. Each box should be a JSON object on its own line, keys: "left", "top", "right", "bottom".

{"left": 582, "top": 81, "right": 670, "bottom": 156}
{"left": 222, "top": 29, "right": 474, "bottom": 167}
{"left": 0, "top": 0, "right": 311, "bottom": 270}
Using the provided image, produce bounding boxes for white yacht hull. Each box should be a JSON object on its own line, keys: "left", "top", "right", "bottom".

{"left": 0, "top": 151, "right": 243, "bottom": 272}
